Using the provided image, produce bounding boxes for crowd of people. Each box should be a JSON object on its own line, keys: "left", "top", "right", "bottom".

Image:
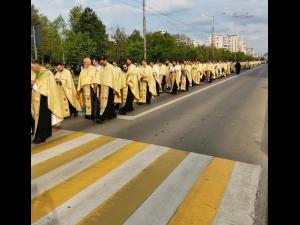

{"left": 31, "top": 57, "right": 264, "bottom": 144}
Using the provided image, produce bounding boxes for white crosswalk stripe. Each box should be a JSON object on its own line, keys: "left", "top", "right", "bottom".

{"left": 31, "top": 129, "right": 261, "bottom": 225}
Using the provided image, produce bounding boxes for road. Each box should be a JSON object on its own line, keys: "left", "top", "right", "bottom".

{"left": 60, "top": 64, "right": 268, "bottom": 224}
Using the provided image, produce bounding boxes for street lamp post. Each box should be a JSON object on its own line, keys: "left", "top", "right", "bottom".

{"left": 32, "top": 26, "right": 38, "bottom": 60}
{"left": 143, "top": 0, "right": 147, "bottom": 61}
{"left": 58, "top": 28, "right": 65, "bottom": 65}
{"left": 60, "top": 37, "right": 65, "bottom": 65}
{"left": 211, "top": 16, "right": 215, "bottom": 60}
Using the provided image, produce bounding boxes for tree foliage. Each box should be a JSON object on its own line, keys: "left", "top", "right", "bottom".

{"left": 64, "top": 31, "right": 97, "bottom": 65}
{"left": 106, "top": 27, "right": 128, "bottom": 64}
{"left": 31, "top": 4, "right": 257, "bottom": 65}
{"left": 69, "top": 6, "right": 83, "bottom": 32}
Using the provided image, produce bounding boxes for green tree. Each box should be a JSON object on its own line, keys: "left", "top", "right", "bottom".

{"left": 146, "top": 32, "right": 177, "bottom": 62}
{"left": 32, "top": 3, "right": 258, "bottom": 66}
{"left": 76, "top": 7, "right": 108, "bottom": 56}
{"left": 69, "top": 6, "right": 83, "bottom": 32}
{"left": 127, "top": 30, "right": 144, "bottom": 62}
{"left": 52, "top": 15, "right": 67, "bottom": 63}
{"left": 53, "top": 15, "right": 66, "bottom": 35}
{"left": 31, "top": 4, "right": 40, "bottom": 26}
{"left": 128, "top": 29, "right": 143, "bottom": 42}
{"left": 44, "top": 22, "right": 62, "bottom": 63}
{"left": 110, "top": 27, "right": 128, "bottom": 63}
{"left": 64, "top": 31, "right": 97, "bottom": 65}
{"left": 127, "top": 42, "right": 143, "bottom": 63}
{"left": 31, "top": 5, "right": 54, "bottom": 63}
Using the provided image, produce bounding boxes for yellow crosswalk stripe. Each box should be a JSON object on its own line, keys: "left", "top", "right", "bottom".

{"left": 31, "top": 129, "right": 261, "bottom": 225}
{"left": 31, "top": 131, "right": 85, "bottom": 155}
{"left": 77, "top": 149, "right": 189, "bottom": 225}
{"left": 31, "top": 141, "right": 149, "bottom": 223}
{"left": 167, "top": 157, "right": 235, "bottom": 225}
{"left": 31, "top": 136, "right": 115, "bottom": 180}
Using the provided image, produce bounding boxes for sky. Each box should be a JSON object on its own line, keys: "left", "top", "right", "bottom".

{"left": 31, "top": 0, "right": 268, "bottom": 55}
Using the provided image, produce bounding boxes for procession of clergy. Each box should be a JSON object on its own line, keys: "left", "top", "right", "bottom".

{"left": 31, "top": 57, "right": 264, "bottom": 144}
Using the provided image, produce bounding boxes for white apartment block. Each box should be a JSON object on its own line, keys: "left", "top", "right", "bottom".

{"left": 192, "top": 40, "right": 204, "bottom": 47}
{"left": 246, "top": 48, "right": 257, "bottom": 58}
{"left": 207, "top": 34, "right": 248, "bottom": 54}
{"left": 159, "top": 30, "right": 167, "bottom": 35}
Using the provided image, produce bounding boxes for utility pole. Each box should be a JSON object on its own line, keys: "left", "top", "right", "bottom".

{"left": 58, "top": 27, "right": 65, "bottom": 65}
{"left": 235, "top": 34, "right": 237, "bottom": 61}
{"left": 143, "top": 0, "right": 147, "bottom": 60}
{"left": 211, "top": 16, "right": 214, "bottom": 60}
{"left": 60, "top": 37, "right": 65, "bottom": 64}
{"left": 32, "top": 26, "right": 38, "bottom": 60}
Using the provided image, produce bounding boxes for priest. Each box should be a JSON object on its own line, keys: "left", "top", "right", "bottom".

{"left": 96, "top": 57, "right": 120, "bottom": 122}
{"left": 54, "top": 62, "right": 81, "bottom": 118}
{"left": 150, "top": 61, "right": 162, "bottom": 96}
{"left": 77, "top": 58, "right": 98, "bottom": 120}
{"left": 31, "top": 60, "right": 64, "bottom": 144}
{"left": 191, "top": 61, "right": 199, "bottom": 85}
{"left": 159, "top": 61, "right": 168, "bottom": 92}
{"left": 118, "top": 64, "right": 140, "bottom": 115}
{"left": 138, "top": 60, "right": 157, "bottom": 104}
{"left": 169, "top": 61, "right": 179, "bottom": 95}
{"left": 112, "top": 61, "right": 123, "bottom": 110}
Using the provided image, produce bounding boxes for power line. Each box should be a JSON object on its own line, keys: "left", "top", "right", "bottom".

{"left": 129, "top": 0, "right": 188, "bottom": 26}
{"left": 118, "top": 0, "right": 143, "bottom": 13}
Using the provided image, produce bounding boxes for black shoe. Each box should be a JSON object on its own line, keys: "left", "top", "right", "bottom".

{"left": 108, "top": 114, "right": 117, "bottom": 120}
{"left": 85, "top": 115, "right": 93, "bottom": 119}
{"left": 119, "top": 111, "right": 127, "bottom": 115}
{"left": 33, "top": 138, "right": 45, "bottom": 144}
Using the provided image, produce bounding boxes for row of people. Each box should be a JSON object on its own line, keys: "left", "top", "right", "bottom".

{"left": 31, "top": 58, "right": 264, "bottom": 144}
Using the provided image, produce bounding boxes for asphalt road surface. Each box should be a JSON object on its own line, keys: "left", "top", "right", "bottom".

{"left": 62, "top": 64, "right": 268, "bottom": 225}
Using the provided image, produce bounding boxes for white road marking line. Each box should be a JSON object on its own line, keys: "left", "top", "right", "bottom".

{"left": 31, "top": 133, "right": 100, "bottom": 166}
{"left": 32, "top": 145, "right": 169, "bottom": 225}
{"left": 123, "top": 153, "right": 212, "bottom": 225}
{"left": 31, "top": 139, "right": 132, "bottom": 199}
{"left": 117, "top": 115, "right": 136, "bottom": 120}
{"left": 213, "top": 162, "right": 261, "bottom": 225}
{"left": 117, "top": 66, "right": 264, "bottom": 121}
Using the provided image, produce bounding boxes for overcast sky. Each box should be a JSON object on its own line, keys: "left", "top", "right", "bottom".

{"left": 32, "top": 0, "right": 268, "bottom": 55}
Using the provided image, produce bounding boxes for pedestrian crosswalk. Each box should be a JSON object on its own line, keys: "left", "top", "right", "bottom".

{"left": 31, "top": 129, "right": 261, "bottom": 225}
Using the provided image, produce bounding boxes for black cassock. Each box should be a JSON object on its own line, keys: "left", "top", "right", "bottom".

{"left": 171, "top": 82, "right": 178, "bottom": 95}
{"left": 91, "top": 87, "right": 100, "bottom": 120}
{"left": 33, "top": 95, "right": 52, "bottom": 142}
{"left": 186, "top": 78, "right": 190, "bottom": 91}
{"left": 146, "top": 85, "right": 152, "bottom": 104}
{"left": 235, "top": 62, "right": 241, "bottom": 74}
{"left": 99, "top": 87, "right": 116, "bottom": 121}
{"left": 84, "top": 87, "right": 100, "bottom": 120}
{"left": 68, "top": 100, "right": 77, "bottom": 116}
{"left": 119, "top": 87, "right": 134, "bottom": 113}
{"left": 161, "top": 76, "right": 166, "bottom": 92}
{"left": 156, "top": 80, "right": 160, "bottom": 96}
